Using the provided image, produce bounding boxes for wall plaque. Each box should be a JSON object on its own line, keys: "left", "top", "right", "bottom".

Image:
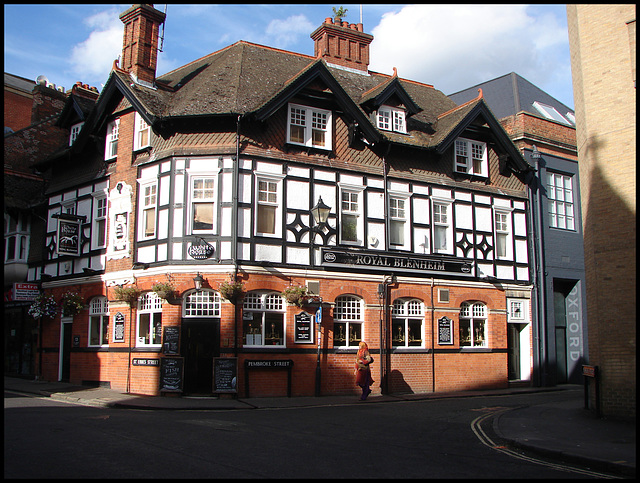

{"left": 438, "top": 316, "right": 454, "bottom": 345}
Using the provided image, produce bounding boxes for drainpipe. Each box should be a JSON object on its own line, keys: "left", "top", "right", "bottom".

{"left": 430, "top": 278, "right": 435, "bottom": 393}
{"left": 233, "top": 114, "right": 241, "bottom": 358}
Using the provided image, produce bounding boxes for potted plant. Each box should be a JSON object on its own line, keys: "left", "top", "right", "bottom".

{"left": 60, "top": 291, "right": 84, "bottom": 317}
{"left": 151, "top": 282, "right": 176, "bottom": 300}
{"left": 113, "top": 286, "right": 141, "bottom": 306}
{"left": 28, "top": 293, "right": 58, "bottom": 319}
{"left": 333, "top": 6, "right": 348, "bottom": 23}
{"left": 283, "top": 285, "right": 309, "bottom": 308}
{"left": 218, "top": 275, "right": 245, "bottom": 305}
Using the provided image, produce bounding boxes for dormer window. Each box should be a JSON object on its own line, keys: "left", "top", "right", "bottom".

{"left": 104, "top": 118, "right": 119, "bottom": 160}
{"left": 455, "top": 138, "right": 487, "bottom": 177}
{"left": 69, "top": 122, "right": 84, "bottom": 146}
{"left": 287, "top": 103, "right": 332, "bottom": 150}
{"left": 377, "top": 106, "right": 406, "bottom": 133}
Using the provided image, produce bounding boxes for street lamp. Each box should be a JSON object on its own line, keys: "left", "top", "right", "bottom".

{"left": 310, "top": 196, "right": 331, "bottom": 397}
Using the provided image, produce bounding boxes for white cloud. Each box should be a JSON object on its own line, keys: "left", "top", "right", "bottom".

{"left": 265, "top": 14, "right": 315, "bottom": 48}
{"left": 69, "top": 9, "right": 123, "bottom": 84}
{"left": 369, "top": 5, "right": 569, "bottom": 97}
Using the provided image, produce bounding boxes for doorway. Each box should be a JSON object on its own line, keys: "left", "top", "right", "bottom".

{"left": 59, "top": 320, "right": 72, "bottom": 382}
{"left": 181, "top": 319, "right": 219, "bottom": 395}
{"left": 507, "top": 323, "right": 522, "bottom": 380}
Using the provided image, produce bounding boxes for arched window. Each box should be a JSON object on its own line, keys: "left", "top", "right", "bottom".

{"left": 334, "top": 295, "right": 363, "bottom": 348}
{"left": 88, "top": 296, "right": 109, "bottom": 347}
{"left": 243, "top": 292, "right": 285, "bottom": 347}
{"left": 459, "top": 302, "right": 487, "bottom": 347}
{"left": 184, "top": 290, "right": 221, "bottom": 317}
{"left": 137, "top": 292, "right": 163, "bottom": 347}
{"left": 392, "top": 298, "right": 424, "bottom": 347}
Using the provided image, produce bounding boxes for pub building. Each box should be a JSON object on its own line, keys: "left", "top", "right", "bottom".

{"left": 29, "top": 5, "right": 536, "bottom": 397}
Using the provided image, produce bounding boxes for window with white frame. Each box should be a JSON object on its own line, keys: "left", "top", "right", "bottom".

{"left": 140, "top": 182, "right": 157, "bottom": 239}
{"left": 494, "top": 210, "right": 511, "bottom": 259}
{"left": 547, "top": 172, "right": 575, "bottom": 230}
{"left": 287, "top": 103, "right": 332, "bottom": 150}
{"left": 137, "top": 292, "right": 162, "bottom": 347}
{"left": 4, "top": 212, "right": 29, "bottom": 262}
{"left": 88, "top": 296, "right": 109, "bottom": 346}
{"left": 507, "top": 299, "right": 527, "bottom": 322}
{"left": 190, "top": 176, "right": 216, "bottom": 233}
{"left": 432, "top": 200, "right": 452, "bottom": 254}
{"left": 455, "top": 138, "right": 487, "bottom": 177}
{"left": 243, "top": 292, "right": 285, "bottom": 347}
{"left": 459, "top": 301, "right": 487, "bottom": 348}
{"left": 333, "top": 295, "right": 363, "bottom": 348}
{"left": 69, "top": 122, "right": 83, "bottom": 146}
{"left": 377, "top": 106, "right": 407, "bottom": 134}
{"left": 392, "top": 298, "right": 424, "bottom": 347}
{"left": 91, "top": 193, "right": 108, "bottom": 250}
{"left": 340, "top": 188, "right": 363, "bottom": 245}
{"left": 184, "top": 290, "right": 221, "bottom": 317}
{"left": 389, "top": 195, "right": 409, "bottom": 248}
{"left": 104, "top": 118, "right": 119, "bottom": 160}
{"left": 134, "top": 112, "right": 151, "bottom": 150}
{"left": 255, "top": 175, "right": 282, "bottom": 236}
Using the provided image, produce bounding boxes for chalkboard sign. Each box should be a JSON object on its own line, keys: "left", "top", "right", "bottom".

{"left": 163, "top": 326, "right": 180, "bottom": 355}
{"left": 294, "top": 311, "right": 313, "bottom": 343}
{"left": 113, "top": 312, "right": 125, "bottom": 342}
{"left": 438, "top": 316, "right": 454, "bottom": 345}
{"left": 159, "top": 357, "right": 184, "bottom": 393}
{"left": 213, "top": 357, "right": 237, "bottom": 393}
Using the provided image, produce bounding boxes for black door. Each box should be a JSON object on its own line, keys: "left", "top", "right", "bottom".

{"left": 181, "top": 320, "right": 219, "bottom": 395}
{"left": 60, "top": 323, "right": 72, "bottom": 382}
{"left": 507, "top": 323, "right": 521, "bottom": 381}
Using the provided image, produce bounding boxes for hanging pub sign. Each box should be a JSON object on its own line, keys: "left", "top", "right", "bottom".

{"left": 438, "top": 316, "right": 454, "bottom": 345}
{"left": 56, "top": 217, "right": 81, "bottom": 256}
{"left": 321, "top": 249, "right": 474, "bottom": 277}
{"left": 188, "top": 238, "right": 215, "bottom": 260}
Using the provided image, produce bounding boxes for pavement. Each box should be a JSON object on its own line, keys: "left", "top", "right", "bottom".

{"left": 5, "top": 376, "right": 635, "bottom": 478}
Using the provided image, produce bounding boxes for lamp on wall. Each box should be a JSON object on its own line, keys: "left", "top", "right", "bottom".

{"left": 193, "top": 273, "right": 204, "bottom": 291}
{"left": 311, "top": 196, "right": 331, "bottom": 227}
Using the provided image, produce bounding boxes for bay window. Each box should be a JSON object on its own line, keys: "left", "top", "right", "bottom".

{"left": 190, "top": 176, "right": 216, "bottom": 233}
{"left": 140, "top": 182, "right": 157, "bottom": 239}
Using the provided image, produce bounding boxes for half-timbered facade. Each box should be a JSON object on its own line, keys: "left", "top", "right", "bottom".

{"left": 30, "top": 5, "right": 536, "bottom": 397}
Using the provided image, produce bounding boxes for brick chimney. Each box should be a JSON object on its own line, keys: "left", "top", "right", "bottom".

{"left": 119, "top": 4, "right": 166, "bottom": 84}
{"left": 310, "top": 17, "right": 374, "bottom": 72}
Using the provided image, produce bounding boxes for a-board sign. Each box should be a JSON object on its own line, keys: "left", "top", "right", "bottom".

{"left": 163, "top": 326, "right": 180, "bottom": 355}
{"left": 159, "top": 357, "right": 184, "bottom": 393}
{"left": 213, "top": 357, "right": 237, "bottom": 393}
{"left": 294, "top": 311, "right": 313, "bottom": 343}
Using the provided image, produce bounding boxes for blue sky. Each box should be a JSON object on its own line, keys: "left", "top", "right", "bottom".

{"left": 4, "top": 4, "right": 574, "bottom": 109}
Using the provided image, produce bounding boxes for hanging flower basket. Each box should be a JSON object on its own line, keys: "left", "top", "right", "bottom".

{"left": 283, "top": 285, "right": 309, "bottom": 308}
{"left": 28, "top": 293, "right": 58, "bottom": 319}
{"left": 218, "top": 276, "right": 245, "bottom": 305}
{"left": 151, "top": 282, "right": 176, "bottom": 300}
{"left": 113, "top": 286, "right": 141, "bottom": 306}
{"left": 60, "top": 291, "right": 84, "bottom": 317}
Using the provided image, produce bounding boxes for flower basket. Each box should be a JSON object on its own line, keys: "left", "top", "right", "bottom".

{"left": 60, "top": 291, "right": 84, "bottom": 317}
{"left": 28, "top": 293, "right": 58, "bottom": 319}
{"left": 219, "top": 276, "right": 245, "bottom": 305}
{"left": 113, "top": 286, "right": 141, "bottom": 306}
{"left": 283, "top": 285, "right": 309, "bottom": 308}
{"left": 151, "top": 282, "right": 176, "bottom": 300}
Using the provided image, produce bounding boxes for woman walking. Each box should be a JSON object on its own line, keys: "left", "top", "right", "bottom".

{"left": 355, "top": 341, "right": 374, "bottom": 400}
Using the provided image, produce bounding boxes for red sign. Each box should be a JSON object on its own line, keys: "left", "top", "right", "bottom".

{"left": 12, "top": 283, "right": 40, "bottom": 301}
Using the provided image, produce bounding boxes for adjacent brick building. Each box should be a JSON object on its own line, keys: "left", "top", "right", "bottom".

{"left": 567, "top": 4, "right": 636, "bottom": 419}
{"left": 28, "top": 5, "right": 538, "bottom": 398}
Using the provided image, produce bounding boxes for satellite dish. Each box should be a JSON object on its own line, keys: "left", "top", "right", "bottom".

{"left": 35, "top": 75, "right": 48, "bottom": 85}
